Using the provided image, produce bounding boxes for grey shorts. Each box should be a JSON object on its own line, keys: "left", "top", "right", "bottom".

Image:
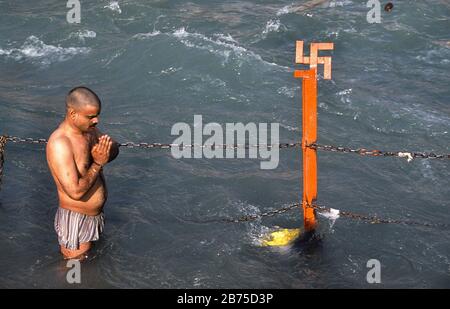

{"left": 54, "top": 207, "right": 104, "bottom": 250}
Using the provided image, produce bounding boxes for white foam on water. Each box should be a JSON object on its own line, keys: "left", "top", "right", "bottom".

{"left": 430, "top": 131, "right": 448, "bottom": 137}
{"left": 132, "top": 30, "right": 161, "bottom": 39}
{"left": 160, "top": 66, "right": 182, "bottom": 75}
{"left": 336, "top": 88, "right": 352, "bottom": 96}
{"left": 277, "top": 0, "right": 349, "bottom": 15}
{"left": 0, "top": 36, "right": 90, "bottom": 65}
{"left": 415, "top": 49, "right": 449, "bottom": 65}
{"left": 104, "top": 1, "right": 122, "bottom": 14}
{"left": 133, "top": 15, "right": 165, "bottom": 40}
{"left": 279, "top": 123, "right": 300, "bottom": 132}
{"left": 0, "top": 48, "right": 13, "bottom": 56}
{"left": 171, "top": 27, "right": 290, "bottom": 71}
{"left": 383, "top": 22, "right": 418, "bottom": 34}
{"left": 276, "top": 5, "right": 291, "bottom": 16}
{"left": 225, "top": 201, "right": 268, "bottom": 247}
{"left": 326, "top": 30, "right": 340, "bottom": 39}
{"left": 102, "top": 48, "right": 125, "bottom": 67}
{"left": 262, "top": 19, "right": 282, "bottom": 36}
{"left": 132, "top": 26, "right": 290, "bottom": 70}
{"left": 173, "top": 27, "right": 247, "bottom": 55}
{"left": 215, "top": 33, "right": 238, "bottom": 44}
{"left": 328, "top": 0, "right": 353, "bottom": 8}
{"left": 420, "top": 159, "right": 437, "bottom": 181}
{"left": 70, "top": 30, "right": 97, "bottom": 42}
{"left": 402, "top": 105, "right": 450, "bottom": 126}
{"left": 277, "top": 86, "right": 300, "bottom": 98}
{"left": 248, "top": 223, "right": 271, "bottom": 247}
{"left": 336, "top": 88, "right": 353, "bottom": 107}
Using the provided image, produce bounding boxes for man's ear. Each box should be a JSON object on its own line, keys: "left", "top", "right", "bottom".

{"left": 68, "top": 107, "right": 77, "bottom": 120}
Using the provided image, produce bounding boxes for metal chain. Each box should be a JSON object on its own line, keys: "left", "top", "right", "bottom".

{"left": 4, "top": 136, "right": 448, "bottom": 161}
{"left": 3, "top": 136, "right": 302, "bottom": 149}
{"left": 185, "top": 202, "right": 302, "bottom": 224}
{"left": 308, "top": 143, "right": 450, "bottom": 160}
{"left": 0, "top": 135, "right": 7, "bottom": 189}
{"left": 118, "top": 142, "right": 302, "bottom": 149}
{"left": 192, "top": 201, "right": 449, "bottom": 229}
{"left": 5, "top": 136, "right": 48, "bottom": 144}
{"left": 221, "top": 202, "right": 302, "bottom": 223}
{"left": 307, "top": 203, "right": 449, "bottom": 228}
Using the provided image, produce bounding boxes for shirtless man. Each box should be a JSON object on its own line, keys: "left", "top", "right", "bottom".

{"left": 46, "top": 86, "right": 119, "bottom": 259}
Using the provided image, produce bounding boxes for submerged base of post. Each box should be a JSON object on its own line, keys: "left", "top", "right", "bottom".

{"left": 302, "top": 200, "right": 317, "bottom": 232}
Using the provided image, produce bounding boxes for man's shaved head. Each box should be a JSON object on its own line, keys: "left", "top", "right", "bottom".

{"left": 66, "top": 86, "right": 101, "bottom": 111}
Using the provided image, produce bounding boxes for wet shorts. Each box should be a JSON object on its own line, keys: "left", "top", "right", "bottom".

{"left": 54, "top": 207, "right": 104, "bottom": 250}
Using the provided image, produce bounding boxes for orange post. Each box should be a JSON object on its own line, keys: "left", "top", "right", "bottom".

{"left": 295, "top": 68, "right": 318, "bottom": 231}
{"left": 294, "top": 41, "right": 333, "bottom": 232}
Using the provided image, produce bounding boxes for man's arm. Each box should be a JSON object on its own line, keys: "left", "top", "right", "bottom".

{"left": 47, "top": 137, "right": 103, "bottom": 201}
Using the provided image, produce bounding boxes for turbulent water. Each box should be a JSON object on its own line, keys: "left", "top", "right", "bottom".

{"left": 0, "top": 0, "right": 449, "bottom": 288}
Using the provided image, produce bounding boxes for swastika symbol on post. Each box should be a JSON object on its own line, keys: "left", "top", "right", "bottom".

{"left": 295, "top": 41, "right": 334, "bottom": 79}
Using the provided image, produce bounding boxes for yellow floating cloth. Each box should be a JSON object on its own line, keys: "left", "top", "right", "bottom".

{"left": 261, "top": 228, "right": 301, "bottom": 247}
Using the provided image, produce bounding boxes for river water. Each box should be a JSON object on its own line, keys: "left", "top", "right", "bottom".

{"left": 0, "top": 0, "right": 449, "bottom": 288}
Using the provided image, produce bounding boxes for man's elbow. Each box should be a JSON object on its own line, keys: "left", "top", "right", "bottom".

{"left": 66, "top": 188, "right": 85, "bottom": 201}
{"left": 69, "top": 193, "right": 84, "bottom": 201}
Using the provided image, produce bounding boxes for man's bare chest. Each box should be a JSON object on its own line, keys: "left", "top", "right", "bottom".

{"left": 69, "top": 134, "right": 96, "bottom": 174}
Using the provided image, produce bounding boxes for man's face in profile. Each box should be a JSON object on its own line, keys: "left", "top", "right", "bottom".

{"left": 72, "top": 104, "right": 101, "bottom": 133}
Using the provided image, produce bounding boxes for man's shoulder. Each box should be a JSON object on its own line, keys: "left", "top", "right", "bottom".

{"left": 47, "top": 131, "right": 72, "bottom": 152}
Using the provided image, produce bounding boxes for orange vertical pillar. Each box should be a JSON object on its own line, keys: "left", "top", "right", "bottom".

{"left": 294, "top": 40, "right": 333, "bottom": 233}
{"left": 294, "top": 68, "right": 318, "bottom": 232}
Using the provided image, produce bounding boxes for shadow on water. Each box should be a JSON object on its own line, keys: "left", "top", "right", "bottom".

{"left": 291, "top": 230, "right": 323, "bottom": 255}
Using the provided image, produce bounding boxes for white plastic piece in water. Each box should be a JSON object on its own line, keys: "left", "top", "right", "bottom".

{"left": 328, "top": 208, "right": 340, "bottom": 220}
{"left": 318, "top": 208, "right": 340, "bottom": 230}
{"left": 319, "top": 208, "right": 340, "bottom": 220}
{"left": 329, "top": 208, "right": 340, "bottom": 219}
{"left": 398, "top": 152, "right": 413, "bottom": 162}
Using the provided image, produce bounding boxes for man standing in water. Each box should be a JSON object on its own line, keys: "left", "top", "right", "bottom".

{"left": 46, "top": 86, "right": 119, "bottom": 259}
